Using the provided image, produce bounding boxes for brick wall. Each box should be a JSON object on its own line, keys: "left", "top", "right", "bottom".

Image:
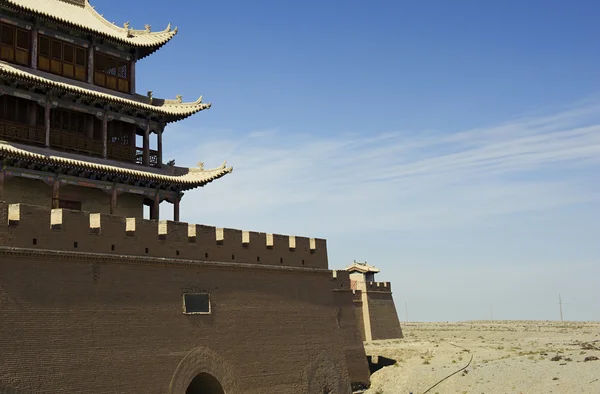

{"left": 351, "top": 290, "right": 366, "bottom": 342}
{"left": 0, "top": 249, "right": 370, "bottom": 394}
{"left": 367, "top": 292, "right": 404, "bottom": 340}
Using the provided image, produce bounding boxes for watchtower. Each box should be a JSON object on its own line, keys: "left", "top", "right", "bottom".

{"left": 346, "top": 261, "right": 404, "bottom": 341}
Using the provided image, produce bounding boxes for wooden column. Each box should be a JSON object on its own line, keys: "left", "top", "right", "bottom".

{"left": 151, "top": 191, "right": 160, "bottom": 220}
{"left": 51, "top": 179, "right": 60, "bottom": 209}
{"left": 143, "top": 121, "right": 150, "bottom": 166}
{"left": 0, "top": 169, "right": 4, "bottom": 202}
{"left": 110, "top": 185, "right": 118, "bottom": 215}
{"left": 130, "top": 60, "right": 136, "bottom": 94}
{"left": 102, "top": 115, "right": 108, "bottom": 158}
{"left": 30, "top": 27, "right": 38, "bottom": 69}
{"left": 87, "top": 44, "right": 94, "bottom": 84}
{"left": 157, "top": 125, "right": 163, "bottom": 168}
{"left": 173, "top": 193, "right": 180, "bottom": 222}
{"left": 44, "top": 101, "right": 51, "bottom": 147}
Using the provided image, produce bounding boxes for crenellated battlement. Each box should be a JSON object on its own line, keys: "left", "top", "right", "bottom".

{"left": 365, "top": 281, "right": 392, "bottom": 292}
{"left": 0, "top": 202, "right": 328, "bottom": 269}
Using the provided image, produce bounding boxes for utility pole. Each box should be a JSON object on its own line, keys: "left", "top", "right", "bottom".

{"left": 559, "top": 294, "right": 564, "bottom": 322}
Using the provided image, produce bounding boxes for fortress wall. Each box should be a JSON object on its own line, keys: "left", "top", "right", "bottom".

{"left": 0, "top": 250, "right": 370, "bottom": 394}
{"left": 367, "top": 291, "right": 404, "bottom": 340}
{"left": 331, "top": 272, "right": 371, "bottom": 390}
{"left": 365, "top": 281, "right": 392, "bottom": 292}
{"left": 352, "top": 290, "right": 366, "bottom": 342}
{"left": 1, "top": 202, "right": 328, "bottom": 269}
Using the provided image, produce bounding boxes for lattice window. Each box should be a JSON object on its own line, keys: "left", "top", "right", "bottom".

{"left": 38, "top": 34, "right": 87, "bottom": 82}
{"left": 94, "top": 51, "right": 130, "bottom": 93}
{"left": 0, "top": 22, "right": 30, "bottom": 66}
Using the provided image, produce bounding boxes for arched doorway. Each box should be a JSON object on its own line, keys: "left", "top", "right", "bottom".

{"left": 186, "top": 373, "right": 225, "bottom": 394}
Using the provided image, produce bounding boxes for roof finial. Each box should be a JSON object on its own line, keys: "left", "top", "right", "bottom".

{"left": 144, "top": 24, "right": 152, "bottom": 33}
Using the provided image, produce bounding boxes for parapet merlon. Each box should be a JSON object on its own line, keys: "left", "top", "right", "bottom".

{"left": 1, "top": 202, "right": 328, "bottom": 269}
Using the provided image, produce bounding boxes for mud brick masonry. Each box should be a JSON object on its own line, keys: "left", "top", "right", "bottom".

{"left": 0, "top": 1, "right": 402, "bottom": 393}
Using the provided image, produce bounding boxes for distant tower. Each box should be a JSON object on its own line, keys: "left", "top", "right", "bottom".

{"left": 346, "top": 261, "right": 403, "bottom": 341}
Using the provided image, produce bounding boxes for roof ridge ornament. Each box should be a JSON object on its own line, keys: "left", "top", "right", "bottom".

{"left": 145, "top": 24, "right": 151, "bottom": 33}
{"left": 176, "top": 95, "right": 183, "bottom": 103}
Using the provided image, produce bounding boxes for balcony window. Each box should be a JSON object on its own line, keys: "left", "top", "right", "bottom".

{"left": 0, "top": 22, "right": 30, "bottom": 66}
{"left": 94, "top": 51, "right": 130, "bottom": 93}
{"left": 38, "top": 35, "right": 87, "bottom": 82}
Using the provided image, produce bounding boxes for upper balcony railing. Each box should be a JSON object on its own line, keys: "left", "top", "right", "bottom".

{"left": 0, "top": 120, "right": 45, "bottom": 146}
{"left": 0, "top": 119, "right": 140, "bottom": 165}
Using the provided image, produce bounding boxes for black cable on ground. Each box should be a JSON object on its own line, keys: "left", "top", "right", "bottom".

{"left": 421, "top": 342, "right": 473, "bottom": 394}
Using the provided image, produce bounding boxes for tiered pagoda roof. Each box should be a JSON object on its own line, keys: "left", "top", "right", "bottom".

{"left": 0, "top": 140, "right": 233, "bottom": 191}
{"left": 1, "top": 0, "right": 177, "bottom": 58}
{"left": 0, "top": 61, "right": 211, "bottom": 123}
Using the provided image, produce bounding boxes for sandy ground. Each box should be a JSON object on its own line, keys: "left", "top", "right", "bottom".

{"left": 363, "top": 321, "right": 600, "bottom": 394}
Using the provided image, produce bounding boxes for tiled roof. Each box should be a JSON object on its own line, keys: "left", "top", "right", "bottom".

{"left": 1, "top": 0, "right": 177, "bottom": 58}
{"left": 0, "top": 61, "right": 211, "bottom": 123}
{"left": 345, "top": 261, "right": 380, "bottom": 274}
{"left": 0, "top": 140, "right": 233, "bottom": 190}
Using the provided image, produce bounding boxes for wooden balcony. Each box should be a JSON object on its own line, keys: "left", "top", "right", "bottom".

{"left": 0, "top": 119, "right": 156, "bottom": 167}
{"left": 0, "top": 120, "right": 45, "bottom": 146}
{"left": 50, "top": 129, "right": 103, "bottom": 157}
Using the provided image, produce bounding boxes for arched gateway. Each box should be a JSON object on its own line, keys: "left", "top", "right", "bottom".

{"left": 186, "top": 373, "right": 225, "bottom": 394}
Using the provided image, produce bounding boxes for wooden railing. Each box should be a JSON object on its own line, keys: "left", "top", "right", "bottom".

{"left": 50, "top": 129, "right": 103, "bottom": 156}
{"left": 107, "top": 143, "right": 136, "bottom": 163}
{"left": 0, "top": 119, "right": 153, "bottom": 167}
{"left": 135, "top": 147, "right": 160, "bottom": 168}
{"left": 0, "top": 119, "right": 45, "bottom": 146}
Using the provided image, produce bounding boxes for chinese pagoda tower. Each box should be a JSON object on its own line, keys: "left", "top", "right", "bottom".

{"left": 0, "top": 0, "right": 232, "bottom": 221}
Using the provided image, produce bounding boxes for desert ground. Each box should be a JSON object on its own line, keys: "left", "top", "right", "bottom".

{"left": 363, "top": 321, "right": 600, "bottom": 394}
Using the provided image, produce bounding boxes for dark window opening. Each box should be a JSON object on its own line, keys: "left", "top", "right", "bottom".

{"left": 183, "top": 293, "right": 211, "bottom": 314}
{"left": 38, "top": 34, "right": 87, "bottom": 81}
{"left": 94, "top": 51, "right": 131, "bottom": 93}
{"left": 58, "top": 200, "right": 82, "bottom": 211}
{"left": 0, "top": 22, "right": 30, "bottom": 66}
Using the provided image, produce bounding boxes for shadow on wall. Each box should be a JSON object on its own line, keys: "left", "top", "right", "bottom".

{"left": 367, "top": 355, "right": 396, "bottom": 374}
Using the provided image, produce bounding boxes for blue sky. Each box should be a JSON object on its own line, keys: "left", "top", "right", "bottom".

{"left": 100, "top": 0, "right": 599, "bottom": 321}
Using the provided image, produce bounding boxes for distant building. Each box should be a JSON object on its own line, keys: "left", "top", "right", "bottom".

{"left": 347, "top": 261, "right": 404, "bottom": 341}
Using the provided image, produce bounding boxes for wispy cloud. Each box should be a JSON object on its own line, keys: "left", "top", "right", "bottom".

{"left": 165, "top": 100, "right": 600, "bottom": 236}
